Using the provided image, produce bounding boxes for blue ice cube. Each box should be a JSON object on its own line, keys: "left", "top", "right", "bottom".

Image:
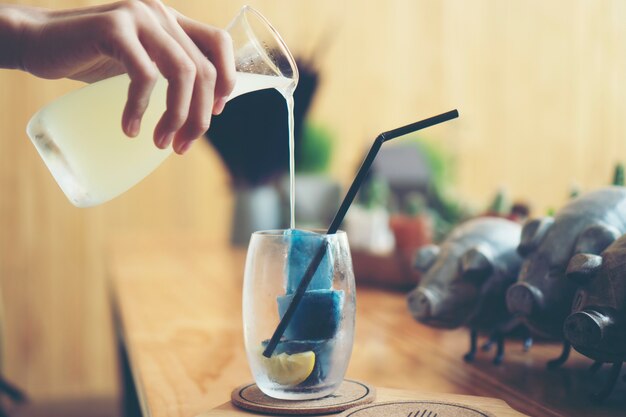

{"left": 284, "top": 229, "right": 334, "bottom": 294}
{"left": 261, "top": 339, "right": 335, "bottom": 387}
{"left": 277, "top": 289, "right": 344, "bottom": 340}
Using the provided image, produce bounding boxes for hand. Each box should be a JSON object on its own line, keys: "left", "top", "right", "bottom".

{"left": 6, "top": 1, "right": 236, "bottom": 154}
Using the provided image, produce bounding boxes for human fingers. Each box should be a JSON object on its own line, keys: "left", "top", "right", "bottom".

{"left": 80, "top": 8, "right": 160, "bottom": 137}
{"left": 132, "top": 13, "right": 197, "bottom": 149}
{"left": 95, "top": 3, "right": 194, "bottom": 146}
{"left": 109, "top": 33, "right": 158, "bottom": 137}
{"left": 169, "top": 61, "right": 215, "bottom": 154}
{"left": 174, "top": 12, "right": 236, "bottom": 114}
{"left": 146, "top": 6, "right": 223, "bottom": 153}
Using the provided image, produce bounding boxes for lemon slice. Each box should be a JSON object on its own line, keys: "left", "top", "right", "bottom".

{"left": 261, "top": 350, "right": 316, "bottom": 386}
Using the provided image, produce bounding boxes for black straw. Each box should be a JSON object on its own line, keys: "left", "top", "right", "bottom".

{"left": 263, "top": 109, "right": 459, "bottom": 357}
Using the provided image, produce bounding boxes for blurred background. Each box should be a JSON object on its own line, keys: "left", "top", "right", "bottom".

{"left": 1, "top": 0, "right": 626, "bottom": 407}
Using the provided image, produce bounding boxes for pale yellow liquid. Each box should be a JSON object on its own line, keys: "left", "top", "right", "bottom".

{"left": 27, "top": 72, "right": 293, "bottom": 207}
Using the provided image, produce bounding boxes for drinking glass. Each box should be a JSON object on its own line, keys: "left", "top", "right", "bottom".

{"left": 243, "top": 230, "right": 356, "bottom": 400}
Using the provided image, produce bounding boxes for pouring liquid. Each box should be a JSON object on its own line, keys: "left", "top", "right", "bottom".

{"left": 281, "top": 89, "right": 297, "bottom": 230}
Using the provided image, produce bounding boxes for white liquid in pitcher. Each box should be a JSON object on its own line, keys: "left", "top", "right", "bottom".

{"left": 27, "top": 72, "right": 293, "bottom": 207}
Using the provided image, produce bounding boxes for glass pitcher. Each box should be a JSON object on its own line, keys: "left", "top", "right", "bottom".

{"left": 26, "top": 6, "right": 298, "bottom": 208}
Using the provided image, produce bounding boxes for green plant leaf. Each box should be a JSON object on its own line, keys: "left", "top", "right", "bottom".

{"left": 296, "top": 122, "right": 334, "bottom": 174}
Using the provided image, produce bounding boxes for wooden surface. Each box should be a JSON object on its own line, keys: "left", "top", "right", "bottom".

{"left": 3, "top": 0, "right": 626, "bottom": 401}
{"left": 110, "top": 233, "right": 626, "bottom": 417}
{"left": 230, "top": 380, "right": 376, "bottom": 415}
{"left": 213, "top": 386, "right": 526, "bottom": 417}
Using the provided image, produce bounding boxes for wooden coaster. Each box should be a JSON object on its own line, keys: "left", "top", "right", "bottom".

{"left": 338, "top": 400, "right": 496, "bottom": 417}
{"left": 231, "top": 380, "right": 376, "bottom": 415}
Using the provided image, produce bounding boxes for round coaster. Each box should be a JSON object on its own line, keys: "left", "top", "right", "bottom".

{"left": 338, "top": 400, "right": 496, "bottom": 417}
{"left": 231, "top": 380, "right": 376, "bottom": 415}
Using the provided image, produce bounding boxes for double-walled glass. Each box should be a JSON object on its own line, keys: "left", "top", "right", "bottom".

{"left": 243, "top": 230, "right": 355, "bottom": 400}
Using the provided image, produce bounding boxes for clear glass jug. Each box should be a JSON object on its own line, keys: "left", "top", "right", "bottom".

{"left": 26, "top": 6, "right": 298, "bottom": 207}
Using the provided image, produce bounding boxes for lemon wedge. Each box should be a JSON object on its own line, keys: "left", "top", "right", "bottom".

{"left": 261, "top": 350, "right": 316, "bottom": 386}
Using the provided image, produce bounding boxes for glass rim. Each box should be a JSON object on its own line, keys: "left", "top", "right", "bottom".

{"left": 252, "top": 229, "right": 346, "bottom": 237}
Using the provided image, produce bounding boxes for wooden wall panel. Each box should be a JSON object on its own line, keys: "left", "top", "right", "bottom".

{"left": 0, "top": 0, "right": 625, "bottom": 400}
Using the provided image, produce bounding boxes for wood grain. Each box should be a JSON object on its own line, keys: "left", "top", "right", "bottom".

{"left": 110, "top": 234, "right": 626, "bottom": 417}
{"left": 1, "top": 0, "right": 626, "bottom": 402}
{"left": 206, "top": 387, "right": 527, "bottom": 417}
{"left": 230, "top": 380, "right": 376, "bottom": 415}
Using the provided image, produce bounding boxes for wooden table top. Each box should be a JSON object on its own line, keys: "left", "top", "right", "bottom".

{"left": 109, "top": 233, "right": 626, "bottom": 417}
